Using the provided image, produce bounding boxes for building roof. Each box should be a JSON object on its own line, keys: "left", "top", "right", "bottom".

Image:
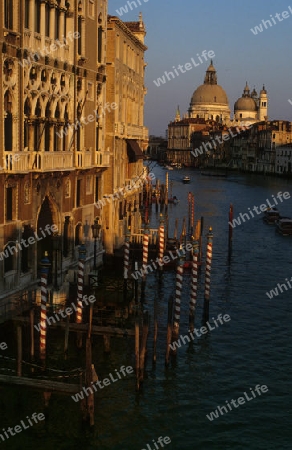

{"left": 191, "top": 84, "right": 229, "bottom": 106}
{"left": 234, "top": 97, "right": 257, "bottom": 112}
{"left": 190, "top": 62, "right": 229, "bottom": 107}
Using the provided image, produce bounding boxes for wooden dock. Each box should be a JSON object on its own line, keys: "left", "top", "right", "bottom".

{"left": 0, "top": 374, "right": 80, "bottom": 394}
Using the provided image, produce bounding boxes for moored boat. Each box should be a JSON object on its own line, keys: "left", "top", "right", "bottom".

{"left": 276, "top": 218, "right": 292, "bottom": 236}
{"left": 168, "top": 196, "right": 179, "bottom": 204}
{"left": 263, "top": 207, "right": 280, "bottom": 224}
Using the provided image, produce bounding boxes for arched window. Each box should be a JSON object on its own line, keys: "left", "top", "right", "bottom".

{"left": 75, "top": 223, "right": 82, "bottom": 246}
{"left": 4, "top": 91, "right": 13, "bottom": 151}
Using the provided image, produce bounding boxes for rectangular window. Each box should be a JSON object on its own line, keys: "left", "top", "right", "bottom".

{"left": 6, "top": 187, "right": 13, "bottom": 221}
{"left": 55, "top": 9, "right": 60, "bottom": 40}
{"left": 95, "top": 127, "right": 99, "bottom": 151}
{"left": 4, "top": 0, "right": 13, "bottom": 29}
{"left": 45, "top": 4, "right": 50, "bottom": 37}
{"left": 76, "top": 179, "right": 81, "bottom": 207}
{"left": 5, "top": 113, "right": 13, "bottom": 151}
{"left": 98, "top": 26, "right": 102, "bottom": 63}
{"left": 25, "top": 0, "right": 30, "bottom": 28}
{"left": 119, "top": 202, "right": 123, "bottom": 220}
{"left": 86, "top": 175, "right": 92, "bottom": 194}
{"left": 78, "top": 16, "right": 82, "bottom": 55}
{"left": 95, "top": 177, "right": 99, "bottom": 202}
{"left": 35, "top": 0, "right": 41, "bottom": 33}
{"left": 88, "top": 0, "right": 94, "bottom": 18}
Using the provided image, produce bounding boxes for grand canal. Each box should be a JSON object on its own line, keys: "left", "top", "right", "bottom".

{"left": 1, "top": 165, "right": 292, "bottom": 449}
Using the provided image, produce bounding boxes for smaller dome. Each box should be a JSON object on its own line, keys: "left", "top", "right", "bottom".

{"left": 260, "top": 84, "right": 267, "bottom": 95}
{"left": 234, "top": 97, "right": 257, "bottom": 112}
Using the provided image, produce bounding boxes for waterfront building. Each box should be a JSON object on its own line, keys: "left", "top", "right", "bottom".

{"left": 234, "top": 83, "right": 268, "bottom": 124}
{"left": 0, "top": 0, "right": 108, "bottom": 309}
{"left": 228, "top": 120, "right": 292, "bottom": 173}
{"left": 104, "top": 14, "right": 148, "bottom": 254}
{"left": 166, "top": 61, "right": 269, "bottom": 168}
{"left": 276, "top": 144, "right": 292, "bottom": 175}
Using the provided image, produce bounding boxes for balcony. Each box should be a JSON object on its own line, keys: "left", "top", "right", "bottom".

{"left": 75, "top": 149, "right": 92, "bottom": 168}
{"left": 95, "top": 150, "right": 110, "bottom": 167}
{"left": 126, "top": 124, "right": 148, "bottom": 140}
{"left": 32, "top": 151, "right": 74, "bottom": 171}
{"left": 2, "top": 149, "right": 110, "bottom": 173}
{"left": 2, "top": 150, "right": 74, "bottom": 173}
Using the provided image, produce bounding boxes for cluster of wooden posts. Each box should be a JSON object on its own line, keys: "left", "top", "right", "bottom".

{"left": 124, "top": 180, "right": 218, "bottom": 389}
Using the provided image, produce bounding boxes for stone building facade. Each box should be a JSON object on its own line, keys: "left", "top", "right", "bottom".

{"left": 0, "top": 0, "right": 110, "bottom": 305}
{"left": 104, "top": 14, "right": 148, "bottom": 253}
{"left": 228, "top": 121, "right": 292, "bottom": 172}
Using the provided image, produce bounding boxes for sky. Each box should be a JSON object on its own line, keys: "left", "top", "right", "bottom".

{"left": 108, "top": 0, "right": 292, "bottom": 136}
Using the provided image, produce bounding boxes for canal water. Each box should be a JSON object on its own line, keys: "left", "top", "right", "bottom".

{"left": 1, "top": 165, "right": 292, "bottom": 450}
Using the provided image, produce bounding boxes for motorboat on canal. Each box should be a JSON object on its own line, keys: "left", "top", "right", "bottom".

{"left": 182, "top": 176, "right": 191, "bottom": 184}
{"left": 263, "top": 207, "right": 280, "bottom": 224}
{"left": 276, "top": 218, "right": 292, "bottom": 236}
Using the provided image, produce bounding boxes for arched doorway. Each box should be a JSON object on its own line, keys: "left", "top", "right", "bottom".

{"left": 36, "top": 196, "right": 59, "bottom": 281}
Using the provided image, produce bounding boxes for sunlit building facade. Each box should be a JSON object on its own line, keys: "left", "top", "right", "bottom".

{"left": 0, "top": 0, "right": 108, "bottom": 306}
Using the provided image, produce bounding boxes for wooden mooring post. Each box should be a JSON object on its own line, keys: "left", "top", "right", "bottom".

{"left": 30, "top": 308, "right": 34, "bottom": 362}
{"left": 171, "top": 257, "right": 184, "bottom": 354}
{"left": 203, "top": 227, "right": 213, "bottom": 323}
{"left": 189, "top": 238, "right": 199, "bottom": 333}
{"left": 165, "top": 296, "right": 174, "bottom": 366}
{"left": 76, "top": 244, "right": 86, "bottom": 349}
{"left": 135, "top": 316, "right": 140, "bottom": 390}
{"left": 17, "top": 325, "right": 22, "bottom": 377}
{"left": 153, "top": 297, "right": 158, "bottom": 364}
{"left": 139, "top": 311, "right": 149, "bottom": 388}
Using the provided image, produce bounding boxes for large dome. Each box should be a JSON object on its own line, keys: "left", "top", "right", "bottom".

{"left": 188, "top": 62, "right": 230, "bottom": 122}
{"left": 191, "top": 84, "right": 229, "bottom": 106}
{"left": 234, "top": 96, "right": 257, "bottom": 112}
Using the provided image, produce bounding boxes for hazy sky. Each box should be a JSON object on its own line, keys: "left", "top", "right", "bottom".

{"left": 108, "top": 0, "right": 292, "bottom": 136}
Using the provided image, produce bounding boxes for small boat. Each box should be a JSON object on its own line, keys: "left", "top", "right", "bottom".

{"left": 263, "top": 207, "right": 280, "bottom": 224}
{"left": 165, "top": 165, "right": 173, "bottom": 170}
{"left": 276, "top": 218, "right": 292, "bottom": 236}
{"left": 168, "top": 196, "right": 179, "bottom": 204}
{"left": 182, "top": 176, "right": 190, "bottom": 184}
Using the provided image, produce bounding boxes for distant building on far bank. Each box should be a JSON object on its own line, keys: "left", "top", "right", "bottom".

{"left": 167, "top": 61, "right": 269, "bottom": 167}
{"left": 276, "top": 144, "right": 292, "bottom": 175}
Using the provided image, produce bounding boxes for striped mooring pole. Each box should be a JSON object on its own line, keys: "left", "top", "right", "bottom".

{"left": 141, "top": 225, "right": 149, "bottom": 302}
{"left": 123, "top": 227, "right": 131, "bottom": 301}
{"left": 165, "top": 171, "right": 169, "bottom": 210}
{"left": 204, "top": 227, "right": 213, "bottom": 322}
{"left": 142, "top": 226, "right": 149, "bottom": 275}
{"left": 40, "top": 252, "right": 51, "bottom": 361}
{"left": 189, "top": 238, "right": 199, "bottom": 332}
{"left": 158, "top": 214, "right": 165, "bottom": 273}
{"left": 76, "top": 243, "right": 86, "bottom": 348}
{"left": 172, "top": 255, "right": 184, "bottom": 345}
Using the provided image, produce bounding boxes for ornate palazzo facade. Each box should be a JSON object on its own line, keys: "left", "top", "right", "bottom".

{"left": 0, "top": 1, "right": 147, "bottom": 306}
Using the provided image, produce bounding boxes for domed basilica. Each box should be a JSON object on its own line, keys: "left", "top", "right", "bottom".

{"left": 188, "top": 61, "right": 231, "bottom": 123}
{"left": 185, "top": 61, "right": 268, "bottom": 125}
